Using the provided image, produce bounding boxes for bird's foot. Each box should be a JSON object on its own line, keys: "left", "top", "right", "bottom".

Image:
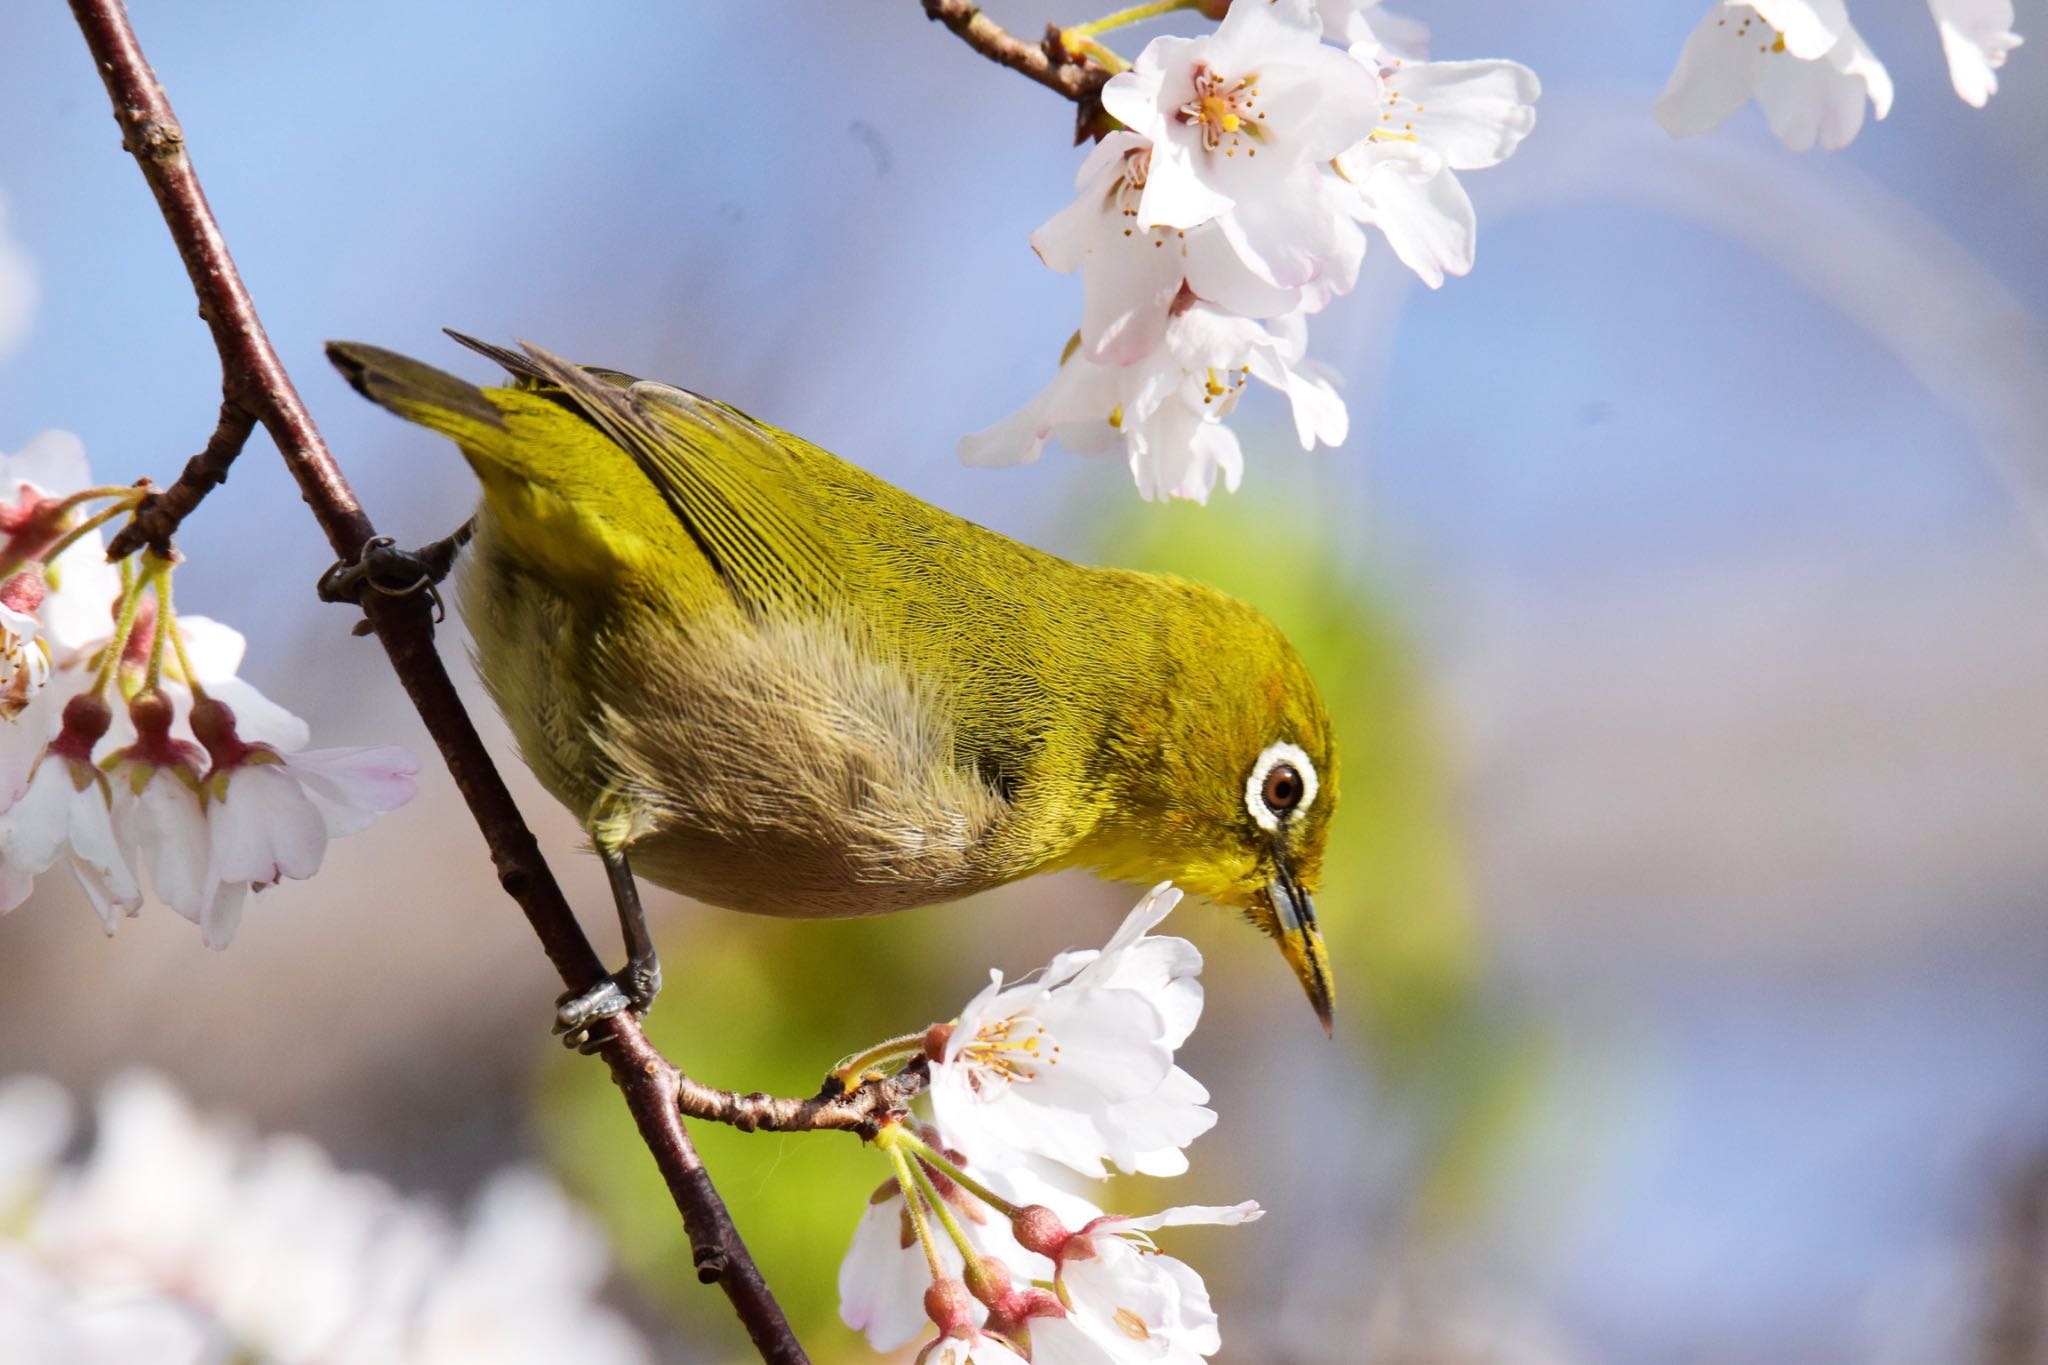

{"left": 553, "top": 957, "right": 663, "bottom": 1053}
{"left": 317, "top": 523, "right": 473, "bottom": 634}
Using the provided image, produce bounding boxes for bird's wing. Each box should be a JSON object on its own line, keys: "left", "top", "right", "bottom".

{"left": 455, "top": 334, "right": 841, "bottom": 618}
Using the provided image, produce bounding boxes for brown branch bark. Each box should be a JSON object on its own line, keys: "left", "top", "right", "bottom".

{"left": 65, "top": 3, "right": 821, "bottom": 1360}
{"left": 921, "top": 0, "right": 1114, "bottom": 104}
{"left": 106, "top": 397, "right": 254, "bottom": 559}
{"left": 676, "top": 1059, "right": 930, "bottom": 1138}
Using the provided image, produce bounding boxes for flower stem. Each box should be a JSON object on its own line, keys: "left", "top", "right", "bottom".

{"left": 35, "top": 500, "right": 131, "bottom": 569}
{"left": 896, "top": 1131, "right": 1022, "bottom": 1219}
{"left": 48, "top": 485, "right": 145, "bottom": 516}
{"left": 886, "top": 1141, "right": 948, "bottom": 1281}
{"left": 907, "top": 1156, "right": 984, "bottom": 1275}
{"left": 143, "top": 563, "right": 178, "bottom": 692}
{"left": 1065, "top": 0, "right": 1197, "bottom": 42}
{"left": 830, "top": 1032, "right": 930, "bottom": 1091}
{"left": 167, "top": 602, "right": 202, "bottom": 697}
{"left": 1060, "top": 35, "right": 1131, "bottom": 73}
{"left": 91, "top": 558, "right": 156, "bottom": 694}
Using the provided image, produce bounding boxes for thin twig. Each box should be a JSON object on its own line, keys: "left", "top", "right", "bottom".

{"left": 65, "top": 3, "right": 805, "bottom": 1359}
{"left": 921, "top": 0, "right": 1114, "bottom": 104}
{"left": 675, "top": 1059, "right": 930, "bottom": 1138}
{"left": 106, "top": 397, "right": 254, "bottom": 559}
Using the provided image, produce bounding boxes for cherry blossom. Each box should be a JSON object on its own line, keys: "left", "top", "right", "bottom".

{"left": 0, "top": 693, "right": 139, "bottom": 926}
{"left": 1656, "top": 2, "right": 1894, "bottom": 152}
{"left": 1020, "top": 1203, "right": 1260, "bottom": 1365}
{"left": 104, "top": 690, "right": 211, "bottom": 925}
{"left": 840, "top": 1159, "right": 1052, "bottom": 1352}
{"left": 1929, "top": 0, "right": 2021, "bottom": 106}
{"left": 0, "top": 435, "right": 416, "bottom": 940}
{"left": 1100, "top": 0, "right": 1378, "bottom": 292}
{"left": 924, "top": 883, "right": 1215, "bottom": 1178}
{"left": 3, "top": 1070, "right": 653, "bottom": 1365}
{"left": 1031, "top": 132, "right": 1303, "bottom": 366}
{"left": 1334, "top": 48, "right": 1540, "bottom": 288}
{"left": 191, "top": 697, "right": 417, "bottom": 949}
{"left": 961, "top": 303, "right": 1344, "bottom": 504}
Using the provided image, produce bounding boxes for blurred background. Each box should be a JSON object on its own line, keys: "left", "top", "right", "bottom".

{"left": 4, "top": 1, "right": 2047, "bottom": 1360}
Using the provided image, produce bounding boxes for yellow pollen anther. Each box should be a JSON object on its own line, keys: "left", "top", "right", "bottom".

{"left": 962, "top": 1015, "right": 1057, "bottom": 1082}
{"left": 1180, "top": 64, "right": 1261, "bottom": 153}
{"left": 1115, "top": 1309, "right": 1151, "bottom": 1341}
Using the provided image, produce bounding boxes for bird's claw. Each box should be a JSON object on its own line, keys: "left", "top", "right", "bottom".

{"left": 553, "top": 961, "right": 662, "bottom": 1053}
{"left": 318, "top": 526, "right": 473, "bottom": 634}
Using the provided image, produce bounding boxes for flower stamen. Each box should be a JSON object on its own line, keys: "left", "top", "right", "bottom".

{"left": 1178, "top": 64, "right": 1263, "bottom": 154}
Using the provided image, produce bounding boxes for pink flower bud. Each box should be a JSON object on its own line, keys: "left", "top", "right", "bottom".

{"left": 122, "top": 689, "right": 205, "bottom": 774}
{"left": 963, "top": 1253, "right": 1011, "bottom": 1309}
{"left": 1011, "top": 1204, "right": 1072, "bottom": 1259}
{"left": 923, "top": 1278, "right": 975, "bottom": 1336}
{"left": 189, "top": 696, "right": 257, "bottom": 769}
{"left": 48, "top": 691, "right": 112, "bottom": 761}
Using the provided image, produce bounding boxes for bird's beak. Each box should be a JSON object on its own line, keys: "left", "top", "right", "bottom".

{"left": 1269, "top": 870, "right": 1335, "bottom": 1036}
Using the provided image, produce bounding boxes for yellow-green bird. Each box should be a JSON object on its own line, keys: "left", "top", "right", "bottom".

{"left": 326, "top": 334, "right": 1339, "bottom": 1031}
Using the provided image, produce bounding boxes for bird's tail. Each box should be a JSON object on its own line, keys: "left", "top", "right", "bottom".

{"left": 325, "top": 341, "right": 508, "bottom": 449}
{"left": 326, "top": 337, "right": 657, "bottom": 592}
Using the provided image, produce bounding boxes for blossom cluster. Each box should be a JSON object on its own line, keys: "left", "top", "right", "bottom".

{"left": 837, "top": 884, "right": 1260, "bottom": 1363}
{"left": 1658, "top": 0, "right": 2022, "bottom": 151}
{"left": 963, "top": 0, "right": 1539, "bottom": 503}
{"left": 0, "top": 1071, "right": 653, "bottom": 1364}
{"left": 0, "top": 432, "right": 416, "bottom": 946}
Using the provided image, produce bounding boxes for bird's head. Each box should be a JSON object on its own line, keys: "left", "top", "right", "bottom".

{"left": 1083, "top": 583, "right": 1338, "bottom": 1032}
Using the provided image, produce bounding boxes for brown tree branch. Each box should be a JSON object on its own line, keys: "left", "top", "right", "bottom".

{"left": 105, "top": 397, "right": 254, "bottom": 559}
{"left": 675, "top": 1059, "right": 930, "bottom": 1138}
{"left": 65, "top": 3, "right": 817, "bottom": 1360}
{"left": 921, "top": 0, "right": 1115, "bottom": 104}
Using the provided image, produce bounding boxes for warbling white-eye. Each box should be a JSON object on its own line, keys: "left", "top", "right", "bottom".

{"left": 326, "top": 335, "right": 1338, "bottom": 1033}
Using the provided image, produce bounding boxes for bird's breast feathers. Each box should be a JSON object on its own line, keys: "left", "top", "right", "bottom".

{"left": 581, "top": 601, "right": 1022, "bottom": 917}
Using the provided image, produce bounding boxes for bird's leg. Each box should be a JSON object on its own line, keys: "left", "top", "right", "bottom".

{"left": 316, "top": 518, "right": 475, "bottom": 631}
{"left": 555, "top": 844, "right": 664, "bottom": 1046}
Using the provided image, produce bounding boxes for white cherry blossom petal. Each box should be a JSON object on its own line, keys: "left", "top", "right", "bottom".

{"left": 1341, "top": 140, "right": 1475, "bottom": 287}
{"left": 0, "top": 432, "right": 90, "bottom": 506}
{"left": 119, "top": 772, "right": 210, "bottom": 921}
{"left": 923, "top": 1333, "right": 1029, "bottom": 1365}
{"left": 208, "top": 764, "right": 327, "bottom": 889}
{"left": 63, "top": 777, "right": 141, "bottom": 931}
{"left": 1751, "top": 0, "right": 1855, "bottom": 59}
{"left": 1928, "top": 0, "right": 2020, "bottom": 106}
{"left": 1656, "top": 3, "right": 1891, "bottom": 151}
{"left": 1104, "top": 0, "right": 1377, "bottom": 235}
{"left": 281, "top": 745, "right": 419, "bottom": 837}
{"left": 839, "top": 1188, "right": 950, "bottom": 1351}
{"left": 1379, "top": 58, "right": 1541, "bottom": 170}
{"left": 1108, "top": 1202, "right": 1265, "bottom": 1235}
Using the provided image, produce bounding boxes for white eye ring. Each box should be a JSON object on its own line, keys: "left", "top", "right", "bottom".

{"left": 1245, "top": 741, "right": 1318, "bottom": 833}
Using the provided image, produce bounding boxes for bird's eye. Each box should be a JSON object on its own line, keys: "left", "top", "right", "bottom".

{"left": 1262, "top": 763, "right": 1302, "bottom": 814}
{"left": 1245, "top": 741, "right": 1318, "bottom": 834}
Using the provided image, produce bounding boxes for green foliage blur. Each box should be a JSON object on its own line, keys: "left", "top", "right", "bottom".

{"left": 536, "top": 469, "right": 1537, "bottom": 1356}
